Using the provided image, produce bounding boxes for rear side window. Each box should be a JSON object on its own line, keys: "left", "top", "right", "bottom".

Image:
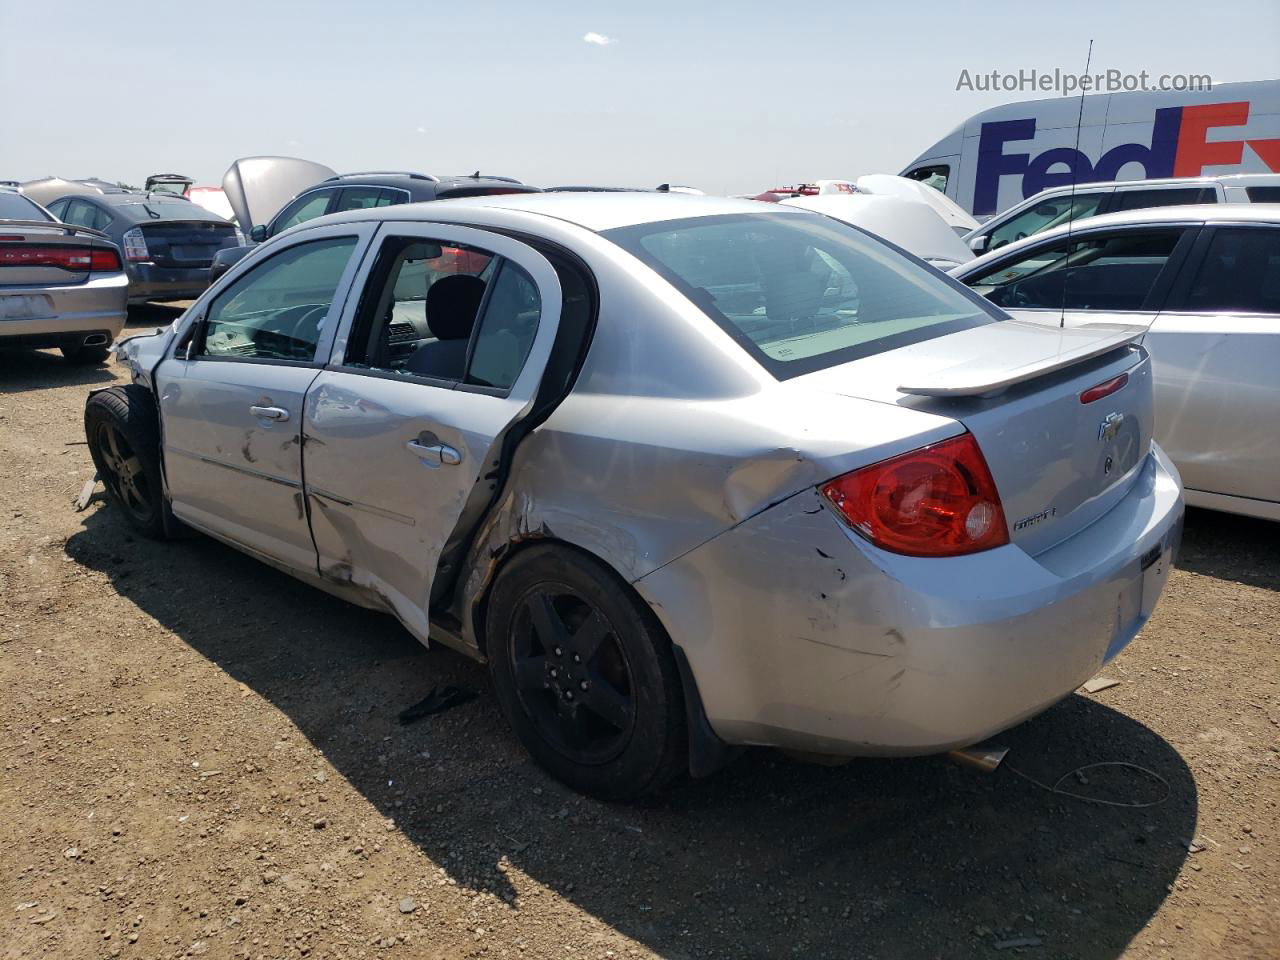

{"left": 63, "top": 200, "right": 112, "bottom": 231}
{"left": 1110, "top": 187, "right": 1216, "bottom": 212}
{"left": 346, "top": 236, "right": 543, "bottom": 391}
{"left": 334, "top": 187, "right": 399, "bottom": 212}
{"left": 1246, "top": 186, "right": 1280, "bottom": 203}
{"left": 986, "top": 193, "right": 1106, "bottom": 250}
{"left": 605, "top": 213, "right": 991, "bottom": 378}
{"left": 1179, "top": 228, "right": 1280, "bottom": 314}
{"left": 969, "top": 230, "right": 1183, "bottom": 312}
{"left": 200, "top": 236, "right": 358, "bottom": 362}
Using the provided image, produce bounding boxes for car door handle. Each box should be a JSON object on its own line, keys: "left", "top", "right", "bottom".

{"left": 406, "top": 440, "right": 462, "bottom": 466}
{"left": 250, "top": 405, "right": 290, "bottom": 422}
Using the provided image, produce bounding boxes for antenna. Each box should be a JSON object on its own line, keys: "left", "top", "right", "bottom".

{"left": 1060, "top": 39, "right": 1094, "bottom": 329}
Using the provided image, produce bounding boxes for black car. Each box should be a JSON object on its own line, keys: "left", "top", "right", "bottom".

{"left": 45, "top": 190, "right": 239, "bottom": 304}
{"left": 209, "top": 172, "right": 540, "bottom": 282}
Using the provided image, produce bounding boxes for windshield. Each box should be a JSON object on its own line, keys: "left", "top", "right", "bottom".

{"left": 604, "top": 213, "right": 993, "bottom": 378}
{"left": 0, "top": 192, "right": 53, "bottom": 221}
{"left": 113, "top": 198, "right": 226, "bottom": 222}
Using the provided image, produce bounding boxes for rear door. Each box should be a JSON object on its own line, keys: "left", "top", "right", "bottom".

{"left": 301, "top": 222, "right": 562, "bottom": 641}
{"left": 156, "top": 222, "right": 375, "bottom": 569}
{"left": 1143, "top": 223, "right": 1280, "bottom": 504}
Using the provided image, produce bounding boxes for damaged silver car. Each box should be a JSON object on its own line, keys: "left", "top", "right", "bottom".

{"left": 89, "top": 193, "right": 1183, "bottom": 799}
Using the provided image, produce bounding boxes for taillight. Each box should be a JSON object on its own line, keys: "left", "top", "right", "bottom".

{"left": 0, "top": 244, "right": 120, "bottom": 272}
{"left": 121, "top": 227, "right": 149, "bottom": 261}
{"left": 820, "top": 433, "right": 1009, "bottom": 557}
{"left": 89, "top": 247, "right": 122, "bottom": 271}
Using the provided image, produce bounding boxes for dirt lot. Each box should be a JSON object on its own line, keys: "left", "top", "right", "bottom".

{"left": 2, "top": 308, "right": 1278, "bottom": 960}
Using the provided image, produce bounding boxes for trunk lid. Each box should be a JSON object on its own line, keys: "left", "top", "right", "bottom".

{"left": 0, "top": 223, "right": 106, "bottom": 288}
{"left": 139, "top": 220, "right": 237, "bottom": 267}
{"left": 797, "top": 319, "right": 1155, "bottom": 555}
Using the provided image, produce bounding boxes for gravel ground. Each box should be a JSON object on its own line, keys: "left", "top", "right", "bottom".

{"left": 2, "top": 308, "right": 1278, "bottom": 960}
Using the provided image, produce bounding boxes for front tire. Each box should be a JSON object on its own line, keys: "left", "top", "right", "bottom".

{"left": 84, "top": 386, "right": 171, "bottom": 540}
{"left": 486, "top": 545, "right": 687, "bottom": 800}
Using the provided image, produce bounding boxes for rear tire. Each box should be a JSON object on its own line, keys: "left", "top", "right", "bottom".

{"left": 61, "top": 342, "right": 111, "bottom": 364}
{"left": 84, "top": 386, "right": 171, "bottom": 540}
{"left": 486, "top": 545, "right": 687, "bottom": 801}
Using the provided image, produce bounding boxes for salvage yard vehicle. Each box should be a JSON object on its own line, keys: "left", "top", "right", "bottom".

{"left": 779, "top": 193, "right": 976, "bottom": 270}
{"left": 89, "top": 193, "right": 1183, "bottom": 799}
{"left": 964, "top": 173, "right": 1280, "bottom": 254}
{"left": 0, "top": 187, "right": 128, "bottom": 363}
{"left": 43, "top": 189, "right": 239, "bottom": 304}
{"left": 954, "top": 204, "right": 1280, "bottom": 522}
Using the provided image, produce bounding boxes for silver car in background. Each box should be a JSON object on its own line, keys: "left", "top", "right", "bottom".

{"left": 93, "top": 194, "right": 1182, "bottom": 798}
{"left": 955, "top": 204, "right": 1280, "bottom": 522}
{"left": 0, "top": 188, "right": 128, "bottom": 363}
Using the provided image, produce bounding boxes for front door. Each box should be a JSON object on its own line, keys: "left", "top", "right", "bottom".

{"left": 301, "top": 223, "right": 563, "bottom": 640}
{"left": 156, "top": 224, "right": 373, "bottom": 569}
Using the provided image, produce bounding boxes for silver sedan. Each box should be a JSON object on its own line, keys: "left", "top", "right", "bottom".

{"left": 92, "top": 194, "right": 1183, "bottom": 798}
{"left": 954, "top": 204, "right": 1280, "bottom": 523}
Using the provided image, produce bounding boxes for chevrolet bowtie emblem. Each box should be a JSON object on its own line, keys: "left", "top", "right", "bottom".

{"left": 1098, "top": 412, "right": 1125, "bottom": 443}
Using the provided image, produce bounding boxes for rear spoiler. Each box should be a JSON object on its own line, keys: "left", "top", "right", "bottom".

{"left": 898, "top": 326, "right": 1145, "bottom": 398}
{"left": 0, "top": 219, "right": 111, "bottom": 241}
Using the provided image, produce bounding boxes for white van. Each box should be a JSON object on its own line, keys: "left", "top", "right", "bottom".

{"left": 901, "top": 79, "right": 1280, "bottom": 218}
{"left": 965, "top": 172, "right": 1280, "bottom": 253}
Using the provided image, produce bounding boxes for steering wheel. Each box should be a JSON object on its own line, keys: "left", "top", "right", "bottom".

{"left": 279, "top": 304, "right": 330, "bottom": 357}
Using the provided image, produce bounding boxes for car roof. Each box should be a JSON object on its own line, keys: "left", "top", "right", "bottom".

{"left": 335, "top": 191, "right": 782, "bottom": 232}
{"left": 961, "top": 203, "right": 1280, "bottom": 272}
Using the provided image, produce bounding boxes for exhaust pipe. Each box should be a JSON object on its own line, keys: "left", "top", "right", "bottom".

{"left": 82, "top": 333, "right": 110, "bottom": 347}
{"left": 948, "top": 743, "right": 1009, "bottom": 773}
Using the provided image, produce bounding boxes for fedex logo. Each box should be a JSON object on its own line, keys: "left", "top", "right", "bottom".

{"left": 974, "top": 101, "right": 1280, "bottom": 215}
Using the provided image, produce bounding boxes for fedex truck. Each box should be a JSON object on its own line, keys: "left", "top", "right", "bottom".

{"left": 901, "top": 79, "right": 1280, "bottom": 217}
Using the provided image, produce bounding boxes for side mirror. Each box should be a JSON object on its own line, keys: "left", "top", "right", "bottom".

{"left": 968, "top": 234, "right": 989, "bottom": 253}
{"left": 249, "top": 224, "right": 268, "bottom": 243}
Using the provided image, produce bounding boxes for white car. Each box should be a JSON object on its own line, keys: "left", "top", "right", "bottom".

{"left": 954, "top": 204, "right": 1280, "bottom": 522}
{"left": 965, "top": 173, "right": 1280, "bottom": 254}
{"left": 781, "top": 193, "right": 975, "bottom": 270}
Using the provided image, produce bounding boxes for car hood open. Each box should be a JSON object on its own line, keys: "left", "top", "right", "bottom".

{"left": 221, "top": 156, "right": 336, "bottom": 233}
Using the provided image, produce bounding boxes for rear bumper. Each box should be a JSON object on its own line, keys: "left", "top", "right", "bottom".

{"left": 125, "top": 262, "right": 212, "bottom": 303}
{"left": 0, "top": 274, "right": 128, "bottom": 348}
{"left": 636, "top": 445, "right": 1184, "bottom": 756}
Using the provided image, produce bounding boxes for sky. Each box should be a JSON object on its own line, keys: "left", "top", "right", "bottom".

{"left": 2, "top": 0, "right": 1277, "bottom": 196}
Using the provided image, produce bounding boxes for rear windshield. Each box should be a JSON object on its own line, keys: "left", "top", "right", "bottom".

{"left": 109, "top": 198, "right": 227, "bottom": 222}
{"left": 0, "top": 193, "right": 52, "bottom": 221}
{"left": 604, "top": 213, "right": 993, "bottom": 378}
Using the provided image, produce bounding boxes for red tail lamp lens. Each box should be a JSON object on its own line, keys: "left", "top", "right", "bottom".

{"left": 820, "top": 433, "right": 1009, "bottom": 557}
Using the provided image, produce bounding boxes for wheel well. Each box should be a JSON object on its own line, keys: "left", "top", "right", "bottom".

{"left": 470, "top": 536, "right": 738, "bottom": 779}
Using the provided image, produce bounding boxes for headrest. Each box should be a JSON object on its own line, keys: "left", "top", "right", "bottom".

{"left": 426, "top": 274, "right": 486, "bottom": 340}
